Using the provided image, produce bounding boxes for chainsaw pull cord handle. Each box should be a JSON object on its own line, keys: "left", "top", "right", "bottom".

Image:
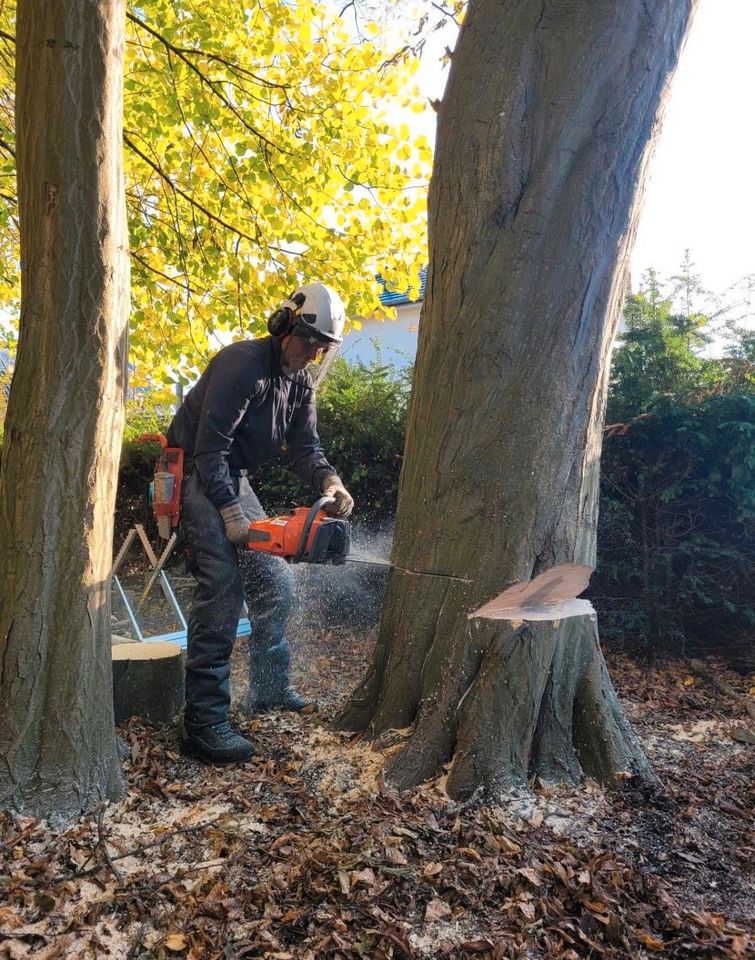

{"left": 293, "top": 496, "right": 335, "bottom": 563}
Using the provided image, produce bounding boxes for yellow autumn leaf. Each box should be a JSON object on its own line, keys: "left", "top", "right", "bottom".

{"left": 165, "top": 932, "right": 188, "bottom": 951}
{"left": 683, "top": 676, "right": 696, "bottom": 687}
{"left": 636, "top": 932, "right": 665, "bottom": 951}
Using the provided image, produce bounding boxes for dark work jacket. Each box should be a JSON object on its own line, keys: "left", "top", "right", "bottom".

{"left": 167, "top": 336, "right": 336, "bottom": 510}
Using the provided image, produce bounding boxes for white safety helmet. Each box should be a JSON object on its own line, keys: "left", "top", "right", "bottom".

{"left": 267, "top": 281, "right": 346, "bottom": 387}
{"left": 285, "top": 282, "right": 345, "bottom": 344}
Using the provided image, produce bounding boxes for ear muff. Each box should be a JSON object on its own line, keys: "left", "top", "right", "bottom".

{"left": 267, "top": 292, "right": 306, "bottom": 337}
{"left": 267, "top": 306, "right": 294, "bottom": 337}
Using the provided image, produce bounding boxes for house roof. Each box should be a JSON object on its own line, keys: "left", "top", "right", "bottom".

{"left": 378, "top": 266, "right": 427, "bottom": 307}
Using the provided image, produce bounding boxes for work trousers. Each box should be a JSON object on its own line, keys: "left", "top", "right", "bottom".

{"left": 180, "top": 472, "right": 294, "bottom": 726}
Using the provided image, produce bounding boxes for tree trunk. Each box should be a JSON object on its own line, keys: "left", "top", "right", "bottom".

{"left": 0, "top": 0, "right": 129, "bottom": 820}
{"left": 337, "top": 0, "right": 698, "bottom": 798}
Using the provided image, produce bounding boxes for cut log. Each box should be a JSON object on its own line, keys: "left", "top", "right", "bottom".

{"left": 112, "top": 641, "right": 184, "bottom": 725}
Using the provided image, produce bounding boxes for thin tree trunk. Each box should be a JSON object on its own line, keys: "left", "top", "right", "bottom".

{"left": 0, "top": 0, "right": 129, "bottom": 820}
{"left": 338, "top": 0, "right": 699, "bottom": 798}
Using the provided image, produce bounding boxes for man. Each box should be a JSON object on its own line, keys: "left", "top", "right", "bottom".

{"left": 167, "top": 281, "right": 354, "bottom": 764}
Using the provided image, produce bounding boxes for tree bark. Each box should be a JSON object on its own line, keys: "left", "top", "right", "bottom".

{"left": 337, "top": 0, "right": 699, "bottom": 798}
{"left": 112, "top": 642, "right": 185, "bottom": 725}
{"left": 0, "top": 0, "right": 129, "bottom": 820}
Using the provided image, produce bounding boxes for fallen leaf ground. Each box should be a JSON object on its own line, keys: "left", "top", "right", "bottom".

{"left": 1, "top": 612, "right": 753, "bottom": 959}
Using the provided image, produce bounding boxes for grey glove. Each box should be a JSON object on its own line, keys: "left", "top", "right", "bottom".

{"left": 219, "top": 500, "right": 252, "bottom": 547}
{"left": 321, "top": 475, "right": 354, "bottom": 519}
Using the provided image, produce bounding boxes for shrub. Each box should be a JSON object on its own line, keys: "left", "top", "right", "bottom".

{"left": 594, "top": 393, "right": 755, "bottom": 655}
{"left": 594, "top": 270, "right": 754, "bottom": 656}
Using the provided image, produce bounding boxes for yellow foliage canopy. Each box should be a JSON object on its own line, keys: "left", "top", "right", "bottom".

{"left": 0, "top": 1, "right": 431, "bottom": 389}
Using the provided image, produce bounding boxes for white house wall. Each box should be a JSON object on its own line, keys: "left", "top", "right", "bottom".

{"left": 342, "top": 302, "right": 421, "bottom": 367}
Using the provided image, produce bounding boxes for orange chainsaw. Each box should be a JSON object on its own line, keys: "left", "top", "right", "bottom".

{"left": 246, "top": 496, "right": 351, "bottom": 565}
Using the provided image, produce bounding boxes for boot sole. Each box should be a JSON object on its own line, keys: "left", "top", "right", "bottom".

{"left": 181, "top": 740, "right": 253, "bottom": 765}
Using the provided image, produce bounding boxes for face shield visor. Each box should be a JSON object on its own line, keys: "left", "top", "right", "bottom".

{"left": 290, "top": 321, "right": 341, "bottom": 389}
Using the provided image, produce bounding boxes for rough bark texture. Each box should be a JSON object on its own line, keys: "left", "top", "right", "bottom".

{"left": 0, "top": 0, "right": 129, "bottom": 819}
{"left": 338, "top": 0, "right": 699, "bottom": 798}
{"left": 112, "top": 642, "right": 185, "bottom": 725}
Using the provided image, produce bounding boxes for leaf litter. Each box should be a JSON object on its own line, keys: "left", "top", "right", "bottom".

{"left": 0, "top": 625, "right": 753, "bottom": 960}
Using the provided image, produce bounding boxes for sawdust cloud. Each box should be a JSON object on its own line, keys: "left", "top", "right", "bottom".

{"left": 289, "top": 523, "right": 393, "bottom": 632}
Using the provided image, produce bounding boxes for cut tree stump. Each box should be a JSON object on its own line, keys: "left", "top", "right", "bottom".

{"left": 112, "top": 641, "right": 184, "bottom": 725}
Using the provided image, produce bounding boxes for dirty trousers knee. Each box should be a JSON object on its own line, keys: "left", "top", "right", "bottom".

{"left": 180, "top": 473, "right": 293, "bottom": 726}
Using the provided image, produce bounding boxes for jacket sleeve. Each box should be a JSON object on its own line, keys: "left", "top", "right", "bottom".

{"left": 193, "top": 349, "right": 256, "bottom": 509}
{"left": 285, "top": 390, "right": 337, "bottom": 493}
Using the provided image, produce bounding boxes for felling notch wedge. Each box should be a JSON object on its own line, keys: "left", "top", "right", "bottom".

{"left": 469, "top": 563, "right": 595, "bottom": 624}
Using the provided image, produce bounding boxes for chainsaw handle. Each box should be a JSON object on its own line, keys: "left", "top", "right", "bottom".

{"left": 293, "top": 496, "right": 335, "bottom": 563}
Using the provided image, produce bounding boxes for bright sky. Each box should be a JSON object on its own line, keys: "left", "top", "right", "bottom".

{"left": 631, "top": 0, "right": 755, "bottom": 294}
{"left": 412, "top": 0, "right": 755, "bottom": 299}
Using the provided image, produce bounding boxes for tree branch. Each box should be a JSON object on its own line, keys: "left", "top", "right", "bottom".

{"left": 163, "top": 51, "right": 263, "bottom": 237}
{"left": 95, "top": 805, "right": 125, "bottom": 888}
{"left": 430, "top": 1, "right": 461, "bottom": 27}
{"left": 125, "top": 12, "right": 292, "bottom": 92}
{"left": 124, "top": 131, "right": 260, "bottom": 247}
{"left": 130, "top": 251, "right": 195, "bottom": 294}
{"left": 126, "top": 11, "right": 282, "bottom": 153}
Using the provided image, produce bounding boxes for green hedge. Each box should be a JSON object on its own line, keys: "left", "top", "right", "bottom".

{"left": 593, "top": 393, "right": 755, "bottom": 653}
{"left": 590, "top": 276, "right": 754, "bottom": 656}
